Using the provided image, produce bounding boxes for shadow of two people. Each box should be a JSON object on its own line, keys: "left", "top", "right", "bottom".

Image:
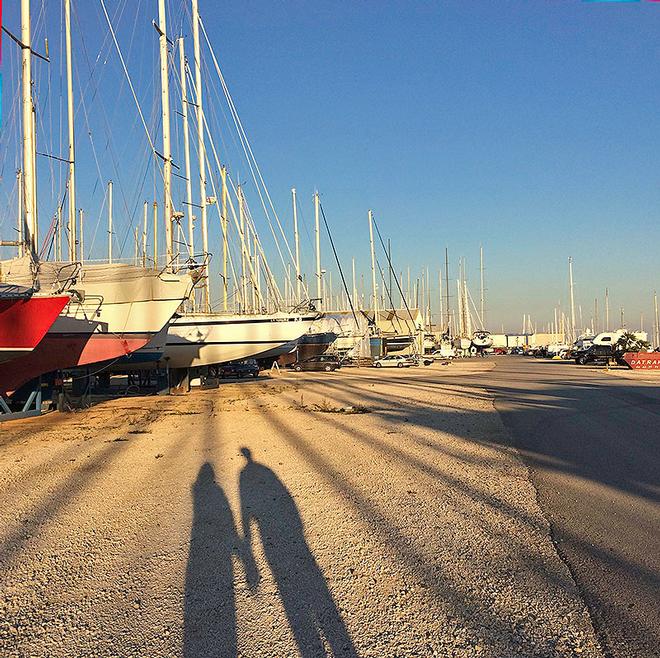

{"left": 184, "top": 448, "right": 358, "bottom": 658}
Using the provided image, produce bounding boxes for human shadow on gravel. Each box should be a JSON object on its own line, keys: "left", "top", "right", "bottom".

{"left": 184, "top": 463, "right": 257, "bottom": 658}
{"left": 239, "top": 447, "right": 358, "bottom": 658}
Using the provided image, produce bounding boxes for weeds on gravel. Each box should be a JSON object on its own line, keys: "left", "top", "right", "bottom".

{"left": 296, "top": 396, "right": 371, "bottom": 415}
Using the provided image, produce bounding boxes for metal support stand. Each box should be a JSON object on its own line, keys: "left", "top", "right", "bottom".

{"left": 0, "top": 378, "right": 43, "bottom": 422}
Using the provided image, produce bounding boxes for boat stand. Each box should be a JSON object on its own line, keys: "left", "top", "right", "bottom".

{"left": 0, "top": 379, "right": 43, "bottom": 422}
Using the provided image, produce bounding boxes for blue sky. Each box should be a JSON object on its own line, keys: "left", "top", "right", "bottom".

{"left": 2, "top": 1, "right": 660, "bottom": 332}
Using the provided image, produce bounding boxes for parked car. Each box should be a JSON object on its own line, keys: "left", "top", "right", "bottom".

{"left": 574, "top": 344, "right": 614, "bottom": 365}
{"left": 220, "top": 359, "right": 260, "bottom": 378}
{"left": 292, "top": 355, "right": 341, "bottom": 372}
{"left": 373, "top": 355, "right": 414, "bottom": 368}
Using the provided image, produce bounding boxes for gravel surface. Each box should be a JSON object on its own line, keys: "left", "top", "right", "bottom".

{"left": 0, "top": 361, "right": 603, "bottom": 657}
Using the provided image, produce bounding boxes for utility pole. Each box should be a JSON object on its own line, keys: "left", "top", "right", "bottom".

{"left": 292, "top": 188, "right": 301, "bottom": 301}
{"left": 368, "top": 209, "right": 378, "bottom": 316}
{"left": 192, "top": 0, "right": 210, "bottom": 309}
{"left": 178, "top": 37, "right": 194, "bottom": 257}
{"left": 620, "top": 306, "right": 625, "bottom": 329}
{"left": 64, "top": 0, "right": 77, "bottom": 261}
{"left": 107, "top": 180, "right": 113, "bottom": 263}
{"left": 158, "top": 0, "right": 174, "bottom": 268}
{"left": 568, "top": 256, "right": 576, "bottom": 342}
{"left": 21, "top": 0, "right": 38, "bottom": 256}
{"left": 314, "top": 192, "right": 322, "bottom": 302}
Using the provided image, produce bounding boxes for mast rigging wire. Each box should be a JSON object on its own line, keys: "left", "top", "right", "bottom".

{"left": 318, "top": 201, "right": 359, "bottom": 327}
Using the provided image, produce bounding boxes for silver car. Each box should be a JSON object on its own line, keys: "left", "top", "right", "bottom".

{"left": 372, "top": 355, "right": 414, "bottom": 368}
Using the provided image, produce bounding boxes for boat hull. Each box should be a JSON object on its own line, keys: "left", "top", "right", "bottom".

{"left": 0, "top": 295, "right": 70, "bottom": 364}
{"left": 385, "top": 334, "right": 414, "bottom": 353}
{"left": 0, "top": 260, "right": 192, "bottom": 394}
{"left": 268, "top": 331, "right": 338, "bottom": 366}
{"left": 622, "top": 352, "right": 660, "bottom": 370}
{"left": 164, "top": 312, "right": 319, "bottom": 368}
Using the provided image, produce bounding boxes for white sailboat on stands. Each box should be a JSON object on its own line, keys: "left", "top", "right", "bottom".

{"left": 160, "top": 0, "right": 317, "bottom": 371}
{"left": 0, "top": 0, "right": 194, "bottom": 397}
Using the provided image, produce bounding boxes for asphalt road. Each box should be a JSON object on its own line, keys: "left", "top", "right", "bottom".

{"left": 455, "top": 357, "right": 660, "bottom": 658}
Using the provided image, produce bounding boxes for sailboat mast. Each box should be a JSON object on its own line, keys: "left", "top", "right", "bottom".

{"left": 594, "top": 297, "right": 599, "bottom": 334}
{"left": 191, "top": 0, "right": 210, "bottom": 309}
{"left": 21, "top": 0, "right": 37, "bottom": 257}
{"left": 457, "top": 280, "right": 463, "bottom": 335}
{"left": 368, "top": 209, "right": 378, "bottom": 317}
{"left": 479, "top": 245, "right": 485, "bottom": 329}
{"left": 444, "top": 247, "right": 450, "bottom": 332}
{"left": 352, "top": 257, "right": 358, "bottom": 310}
{"left": 79, "top": 208, "right": 84, "bottom": 262}
{"left": 56, "top": 207, "right": 62, "bottom": 260}
{"left": 314, "top": 191, "right": 321, "bottom": 302}
{"left": 108, "top": 180, "right": 113, "bottom": 263}
{"left": 292, "top": 188, "right": 301, "bottom": 301}
{"left": 605, "top": 287, "right": 610, "bottom": 331}
{"left": 158, "top": 0, "right": 174, "bottom": 268}
{"left": 568, "top": 256, "right": 576, "bottom": 341}
{"left": 178, "top": 37, "right": 194, "bottom": 257}
{"left": 239, "top": 184, "right": 247, "bottom": 311}
{"left": 221, "top": 166, "right": 228, "bottom": 310}
{"left": 438, "top": 270, "right": 443, "bottom": 331}
{"left": 64, "top": 0, "right": 77, "bottom": 261}
{"left": 388, "top": 239, "right": 392, "bottom": 306}
{"left": 153, "top": 201, "right": 158, "bottom": 270}
{"left": 16, "top": 170, "right": 24, "bottom": 257}
{"left": 654, "top": 291, "right": 659, "bottom": 347}
{"left": 142, "top": 202, "right": 148, "bottom": 267}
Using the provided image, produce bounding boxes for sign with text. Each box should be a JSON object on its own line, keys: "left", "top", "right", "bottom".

{"left": 622, "top": 353, "right": 660, "bottom": 370}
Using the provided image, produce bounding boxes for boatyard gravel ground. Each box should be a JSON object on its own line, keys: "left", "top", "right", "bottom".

{"left": 0, "top": 361, "right": 603, "bottom": 657}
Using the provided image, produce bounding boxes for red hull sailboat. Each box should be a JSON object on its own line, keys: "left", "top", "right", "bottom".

{"left": 0, "top": 295, "right": 70, "bottom": 365}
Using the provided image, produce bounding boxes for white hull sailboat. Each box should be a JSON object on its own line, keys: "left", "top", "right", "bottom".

{"left": 0, "top": 257, "right": 193, "bottom": 393}
{"left": 163, "top": 311, "right": 318, "bottom": 368}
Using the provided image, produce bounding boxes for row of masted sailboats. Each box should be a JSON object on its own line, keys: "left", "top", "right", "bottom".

{"left": 0, "top": 0, "right": 318, "bottom": 397}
